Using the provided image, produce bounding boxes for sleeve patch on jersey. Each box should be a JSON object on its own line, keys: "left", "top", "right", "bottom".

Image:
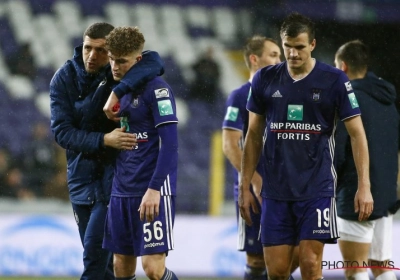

{"left": 224, "top": 106, "right": 239, "bottom": 121}
{"left": 348, "top": 93, "right": 359, "bottom": 109}
{"left": 158, "top": 100, "right": 174, "bottom": 116}
{"left": 344, "top": 81, "right": 353, "bottom": 92}
{"left": 154, "top": 88, "right": 169, "bottom": 99}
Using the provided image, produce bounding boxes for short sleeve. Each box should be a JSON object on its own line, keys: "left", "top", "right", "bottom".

{"left": 247, "top": 69, "right": 266, "bottom": 115}
{"left": 150, "top": 86, "right": 178, "bottom": 127}
{"left": 335, "top": 72, "right": 361, "bottom": 121}
{"left": 222, "top": 89, "right": 245, "bottom": 131}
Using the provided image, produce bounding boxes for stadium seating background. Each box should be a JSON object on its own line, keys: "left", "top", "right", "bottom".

{"left": 0, "top": 0, "right": 399, "bottom": 214}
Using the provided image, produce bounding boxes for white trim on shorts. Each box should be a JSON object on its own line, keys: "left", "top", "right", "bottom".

{"left": 237, "top": 214, "right": 246, "bottom": 250}
{"left": 163, "top": 195, "right": 174, "bottom": 250}
{"left": 337, "top": 215, "right": 393, "bottom": 261}
{"left": 330, "top": 197, "right": 339, "bottom": 239}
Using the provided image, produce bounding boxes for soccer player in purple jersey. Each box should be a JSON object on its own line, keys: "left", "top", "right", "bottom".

{"left": 102, "top": 27, "right": 178, "bottom": 280}
{"left": 239, "top": 13, "right": 374, "bottom": 280}
{"left": 222, "top": 35, "right": 284, "bottom": 280}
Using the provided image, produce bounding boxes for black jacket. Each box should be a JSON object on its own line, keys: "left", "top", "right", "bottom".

{"left": 335, "top": 72, "right": 399, "bottom": 220}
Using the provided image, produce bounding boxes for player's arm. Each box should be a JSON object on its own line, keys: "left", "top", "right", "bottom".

{"left": 223, "top": 128, "right": 262, "bottom": 200}
{"left": 239, "top": 111, "right": 265, "bottom": 225}
{"left": 139, "top": 123, "right": 178, "bottom": 223}
{"left": 104, "top": 51, "right": 164, "bottom": 121}
{"left": 50, "top": 74, "right": 135, "bottom": 152}
{"left": 343, "top": 115, "right": 373, "bottom": 221}
{"left": 222, "top": 129, "right": 242, "bottom": 171}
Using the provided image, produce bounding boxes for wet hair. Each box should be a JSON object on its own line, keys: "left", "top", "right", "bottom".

{"left": 105, "top": 26, "right": 145, "bottom": 57}
{"left": 336, "top": 40, "right": 369, "bottom": 73}
{"left": 83, "top": 22, "right": 114, "bottom": 40}
{"left": 280, "top": 12, "right": 315, "bottom": 43}
{"left": 243, "top": 35, "right": 278, "bottom": 69}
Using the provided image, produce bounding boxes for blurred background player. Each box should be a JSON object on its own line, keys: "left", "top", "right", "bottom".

{"left": 222, "top": 35, "right": 281, "bottom": 280}
{"left": 335, "top": 40, "right": 399, "bottom": 280}
{"left": 239, "top": 13, "right": 373, "bottom": 280}
{"left": 102, "top": 26, "right": 179, "bottom": 280}
{"left": 50, "top": 22, "right": 163, "bottom": 280}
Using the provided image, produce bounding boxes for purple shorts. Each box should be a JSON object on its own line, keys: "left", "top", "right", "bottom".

{"left": 260, "top": 197, "right": 338, "bottom": 246}
{"left": 103, "top": 195, "right": 175, "bottom": 256}
{"left": 235, "top": 187, "right": 263, "bottom": 255}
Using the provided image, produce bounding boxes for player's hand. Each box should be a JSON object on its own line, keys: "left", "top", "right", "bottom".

{"left": 139, "top": 189, "right": 160, "bottom": 223}
{"left": 238, "top": 185, "right": 259, "bottom": 226}
{"left": 354, "top": 186, "right": 374, "bottom": 221}
{"left": 103, "top": 126, "right": 137, "bottom": 150}
{"left": 103, "top": 91, "right": 121, "bottom": 122}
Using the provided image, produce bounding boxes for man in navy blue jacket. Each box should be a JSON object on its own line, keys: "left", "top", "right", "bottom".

{"left": 50, "top": 22, "right": 164, "bottom": 280}
{"left": 335, "top": 40, "right": 399, "bottom": 280}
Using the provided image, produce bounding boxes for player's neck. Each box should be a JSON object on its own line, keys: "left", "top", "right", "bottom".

{"left": 249, "top": 71, "right": 255, "bottom": 83}
{"left": 347, "top": 71, "right": 366, "bottom": 81}
{"left": 288, "top": 58, "right": 316, "bottom": 81}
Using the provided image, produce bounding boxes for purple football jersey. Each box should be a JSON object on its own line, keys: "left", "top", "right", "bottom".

{"left": 112, "top": 77, "right": 178, "bottom": 197}
{"left": 247, "top": 61, "right": 360, "bottom": 201}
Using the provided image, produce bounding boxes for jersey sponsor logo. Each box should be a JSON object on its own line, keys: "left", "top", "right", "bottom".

{"left": 348, "top": 93, "right": 359, "bottom": 109}
{"left": 313, "top": 229, "right": 330, "bottom": 234}
{"left": 157, "top": 100, "right": 174, "bottom": 116}
{"left": 287, "top": 104, "right": 303, "bottom": 121}
{"left": 224, "top": 106, "right": 239, "bottom": 121}
{"left": 272, "top": 90, "right": 282, "bottom": 97}
{"left": 270, "top": 122, "right": 322, "bottom": 141}
{"left": 133, "top": 132, "right": 148, "bottom": 142}
{"left": 345, "top": 81, "right": 353, "bottom": 91}
{"left": 144, "top": 241, "right": 165, "bottom": 249}
{"left": 155, "top": 88, "right": 169, "bottom": 99}
{"left": 311, "top": 88, "right": 322, "bottom": 102}
{"left": 120, "top": 116, "right": 130, "bottom": 131}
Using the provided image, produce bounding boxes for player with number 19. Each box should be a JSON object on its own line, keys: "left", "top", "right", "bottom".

{"left": 239, "top": 13, "right": 373, "bottom": 279}
{"left": 102, "top": 26, "right": 178, "bottom": 280}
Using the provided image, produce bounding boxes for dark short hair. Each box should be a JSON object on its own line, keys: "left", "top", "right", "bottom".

{"left": 280, "top": 12, "right": 315, "bottom": 42}
{"left": 336, "top": 40, "right": 369, "bottom": 73}
{"left": 243, "top": 35, "right": 278, "bottom": 69}
{"left": 105, "top": 26, "right": 145, "bottom": 57}
{"left": 83, "top": 22, "right": 114, "bottom": 40}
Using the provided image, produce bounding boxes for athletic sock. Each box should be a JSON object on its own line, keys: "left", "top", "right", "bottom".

{"left": 116, "top": 276, "right": 136, "bottom": 280}
{"left": 161, "top": 267, "right": 178, "bottom": 280}
{"left": 244, "top": 264, "right": 267, "bottom": 280}
{"left": 376, "top": 271, "right": 397, "bottom": 280}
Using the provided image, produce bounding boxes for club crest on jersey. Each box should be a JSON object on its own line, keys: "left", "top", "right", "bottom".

{"left": 345, "top": 81, "right": 353, "bottom": 91}
{"left": 287, "top": 104, "right": 303, "bottom": 121}
{"left": 155, "top": 88, "right": 169, "bottom": 99}
{"left": 311, "top": 88, "right": 322, "bottom": 102}
{"left": 131, "top": 95, "right": 140, "bottom": 108}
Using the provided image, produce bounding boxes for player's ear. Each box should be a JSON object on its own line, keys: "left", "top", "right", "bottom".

{"left": 310, "top": 39, "right": 316, "bottom": 51}
{"left": 136, "top": 55, "right": 142, "bottom": 62}
{"left": 249, "top": 54, "right": 257, "bottom": 66}
{"left": 341, "top": 61, "right": 348, "bottom": 72}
